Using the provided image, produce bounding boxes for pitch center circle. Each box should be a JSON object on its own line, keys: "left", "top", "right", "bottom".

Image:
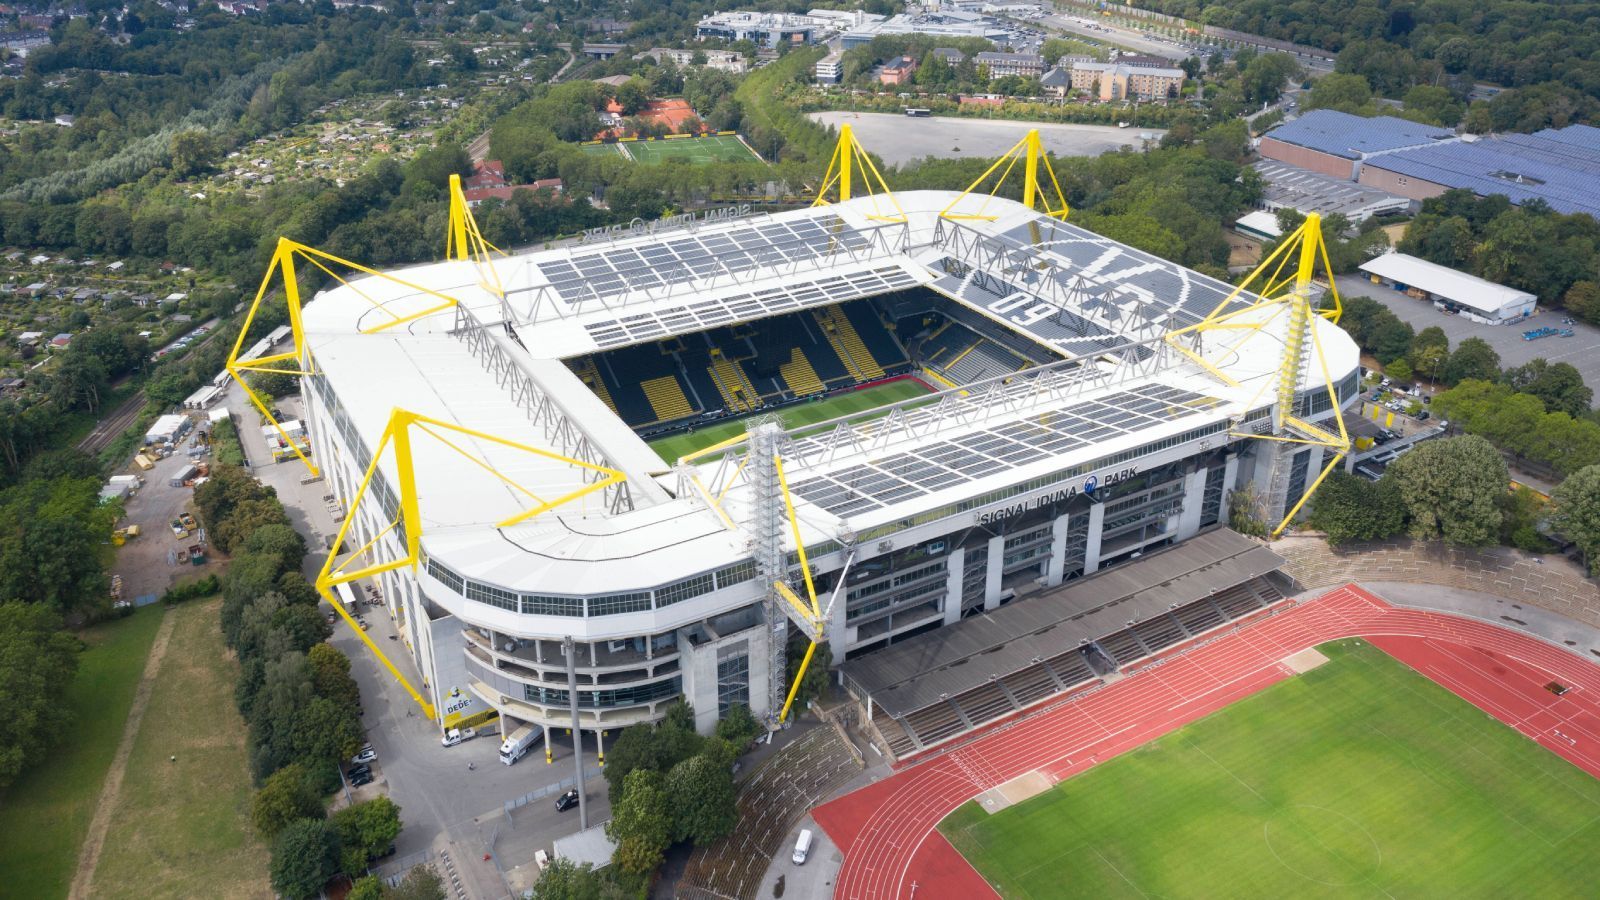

{"left": 1262, "top": 804, "right": 1382, "bottom": 886}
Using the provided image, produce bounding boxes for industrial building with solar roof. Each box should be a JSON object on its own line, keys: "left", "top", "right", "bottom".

{"left": 271, "top": 136, "right": 1360, "bottom": 756}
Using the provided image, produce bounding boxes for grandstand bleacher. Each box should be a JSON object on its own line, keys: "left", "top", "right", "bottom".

{"left": 570, "top": 298, "right": 915, "bottom": 434}
{"left": 842, "top": 529, "right": 1289, "bottom": 759}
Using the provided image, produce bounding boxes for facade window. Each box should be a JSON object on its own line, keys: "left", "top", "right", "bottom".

{"left": 714, "top": 560, "right": 757, "bottom": 588}
{"left": 522, "top": 594, "right": 584, "bottom": 616}
{"left": 524, "top": 676, "right": 682, "bottom": 709}
{"left": 465, "top": 581, "right": 517, "bottom": 612}
{"left": 657, "top": 573, "right": 715, "bottom": 607}
{"left": 587, "top": 592, "right": 652, "bottom": 617}
{"left": 1200, "top": 465, "right": 1226, "bottom": 527}
{"left": 716, "top": 653, "right": 750, "bottom": 716}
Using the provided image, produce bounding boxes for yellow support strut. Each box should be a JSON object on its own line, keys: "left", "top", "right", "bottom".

{"left": 940, "top": 129, "right": 1070, "bottom": 221}
{"left": 314, "top": 407, "right": 627, "bottom": 721}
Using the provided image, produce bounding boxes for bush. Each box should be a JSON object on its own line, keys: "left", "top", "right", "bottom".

{"left": 161, "top": 573, "right": 220, "bottom": 605}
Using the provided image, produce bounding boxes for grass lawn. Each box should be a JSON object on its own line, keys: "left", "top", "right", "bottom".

{"left": 90, "top": 598, "right": 269, "bottom": 899}
{"left": 941, "top": 639, "right": 1600, "bottom": 899}
{"left": 579, "top": 142, "right": 626, "bottom": 159}
{"left": 614, "top": 134, "right": 764, "bottom": 165}
{"left": 0, "top": 607, "right": 164, "bottom": 900}
{"left": 649, "top": 379, "right": 933, "bottom": 462}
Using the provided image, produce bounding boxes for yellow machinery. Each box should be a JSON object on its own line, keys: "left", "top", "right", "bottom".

{"left": 1163, "top": 212, "right": 1351, "bottom": 537}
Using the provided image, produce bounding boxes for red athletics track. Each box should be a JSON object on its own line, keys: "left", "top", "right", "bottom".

{"left": 812, "top": 584, "right": 1600, "bottom": 900}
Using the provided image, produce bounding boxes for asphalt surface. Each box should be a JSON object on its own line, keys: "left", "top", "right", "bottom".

{"left": 1334, "top": 274, "right": 1600, "bottom": 389}
{"left": 808, "top": 111, "right": 1163, "bottom": 165}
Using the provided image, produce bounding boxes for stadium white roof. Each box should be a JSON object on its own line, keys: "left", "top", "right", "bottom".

{"left": 1357, "top": 251, "right": 1535, "bottom": 317}
{"left": 300, "top": 191, "right": 1357, "bottom": 602}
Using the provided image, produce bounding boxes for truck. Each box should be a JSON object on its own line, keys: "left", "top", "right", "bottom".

{"left": 498, "top": 725, "right": 540, "bottom": 765}
{"left": 441, "top": 727, "right": 478, "bottom": 748}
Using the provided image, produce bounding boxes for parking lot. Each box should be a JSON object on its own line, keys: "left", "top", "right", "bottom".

{"left": 1335, "top": 274, "right": 1600, "bottom": 388}
{"left": 216, "top": 384, "right": 611, "bottom": 896}
{"left": 807, "top": 112, "right": 1162, "bottom": 165}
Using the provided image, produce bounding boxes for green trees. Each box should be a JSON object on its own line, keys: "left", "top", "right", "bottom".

{"left": 1433, "top": 380, "right": 1600, "bottom": 477}
{"left": 1307, "top": 471, "right": 1407, "bottom": 546}
{"left": 0, "top": 603, "right": 82, "bottom": 789}
{"left": 1501, "top": 360, "right": 1592, "bottom": 418}
{"left": 1386, "top": 436, "right": 1509, "bottom": 546}
{"left": 332, "top": 797, "right": 404, "bottom": 876}
{"left": 1442, "top": 338, "right": 1501, "bottom": 386}
{"left": 1552, "top": 466, "right": 1600, "bottom": 572}
{"left": 608, "top": 769, "right": 673, "bottom": 876}
{"left": 666, "top": 753, "right": 739, "bottom": 845}
{"left": 0, "top": 472, "right": 117, "bottom": 615}
{"left": 1409, "top": 326, "right": 1449, "bottom": 385}
{"left": 270, "top": 819, "right": 342, "bottom": 900}
{"left": 252, "top": 763, "right": 325, "bottom": 839}
{"left": 1400, "top": 192, "right": 1600, "bottom": 304}
{"left": 1304, "top": 73, "right": 1375, "bottom": 115}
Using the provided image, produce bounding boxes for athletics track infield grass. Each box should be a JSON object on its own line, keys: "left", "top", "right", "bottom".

{"left": 940, "top": 639, "right": 1600, "bottom": 899}
{"left": 649, "top": 379, "right": 933, "bottom": 462}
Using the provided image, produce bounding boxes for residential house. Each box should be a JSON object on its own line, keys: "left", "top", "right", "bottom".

{"left": 973, "top": 51, "right": 1045, "bottom": 78}
{"left": 879, "top": 55, "right": 918, "bottom": 86}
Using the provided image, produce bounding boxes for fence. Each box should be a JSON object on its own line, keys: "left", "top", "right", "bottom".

{"left": 502, "top": 771, "right": 606, "bottom": 820}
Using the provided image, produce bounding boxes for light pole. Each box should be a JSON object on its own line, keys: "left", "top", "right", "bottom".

{"left": 563, "top": 635, "right": 588, "bottom": 830}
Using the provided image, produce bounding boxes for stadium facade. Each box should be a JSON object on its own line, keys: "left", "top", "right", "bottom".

{"left": 295, "top": 189, "right": 1360, "bottom": 748}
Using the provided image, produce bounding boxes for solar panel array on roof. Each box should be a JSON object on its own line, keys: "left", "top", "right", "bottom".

{"left": 786, "top": 382, "right": 1225, "bottom": 516}
{"left": 1364, "top": 126, "right": 1600, "bottom": 217}
{"left": 538, "top": 214, "right": 870, "bottom": 304}
{"left": 1263, "top": 109, "right": 1456, "bottom": 159}
{"left": 581, "top": 265, "right": 918, "bottom": 349}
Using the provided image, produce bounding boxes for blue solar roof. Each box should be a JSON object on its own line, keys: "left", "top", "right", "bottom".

{"left": 1364, "top": 126, "right": 1600, "bottom": 218}
{"left": 1264, "top": 109, "right": 1456, "bottom": 159}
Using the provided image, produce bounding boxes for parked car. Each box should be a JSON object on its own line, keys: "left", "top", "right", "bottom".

{"left": 352, "top": 748, "right": 377, "bottom": 764}
{"left": 350, "top": 771, "right": 375, "bottom": 787}
{"left": 555, "top": 789, "right": 580, "bottom": 812}
{"left": 347, "top": 764, "right": 372, "bottom": 780}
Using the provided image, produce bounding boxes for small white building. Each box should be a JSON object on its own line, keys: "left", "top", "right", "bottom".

{"left": 1358, "top": 252, "right": 1537, "bottom": 324}
{"left": 145, "top": 413, "right": 191, "bottom": 445}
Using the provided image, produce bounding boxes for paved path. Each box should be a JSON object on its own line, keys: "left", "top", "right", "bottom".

{"left": 67, "top": 609, "right": 176, "bottom": 900}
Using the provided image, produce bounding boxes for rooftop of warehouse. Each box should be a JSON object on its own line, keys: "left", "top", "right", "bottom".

{"left": 1263, "top": 109, "right": 1457, "bottom": 160}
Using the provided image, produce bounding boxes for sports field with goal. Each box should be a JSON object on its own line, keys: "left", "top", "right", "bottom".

{"left": 582, "top": 133, "right": 763, "bottom": 165}
{"left": 649, "top": 378, "right": 932, "bottom": 463}
{"left": 940, "top": 639, "right": 1600, "bottom": 898}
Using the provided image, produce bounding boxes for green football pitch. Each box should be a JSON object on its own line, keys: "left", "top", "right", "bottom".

{"left": 649, "top": 379, "right": 933, "bottom": 463}
{"left": 582, "top": 134, "right": 763, "bottom": 165}
{"left": 940, "top": 639, "right": 1600, "bottom": 899}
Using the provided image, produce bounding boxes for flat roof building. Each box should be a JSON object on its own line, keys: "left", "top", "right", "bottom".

{"left": 1358, "top": 252, "right": 1536, "bottom": 324}
{"left": 1069, "top": 59, "right": 1185, "bottom": 101}
{"left": 1357, "top": 125, "right": 1600, "bottom": 218}
{"left": 1258, "top": 110, "right": 1457, "bottom": 180}
{"left": 973, "top": 51, "right": 1046, "bottom": 78}
{"left": 1251, "top": 160, "right": 1412, "bottom": 222}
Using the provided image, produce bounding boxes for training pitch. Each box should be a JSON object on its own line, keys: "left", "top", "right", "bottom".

{"left": 649, "top": 379, "right": 932, "bottom": 462}
{"left": 940, "top": 640, "right": 1600, "bottom": 898}
{"left": 584, "top": 134, "right": 763, "bottom": 165}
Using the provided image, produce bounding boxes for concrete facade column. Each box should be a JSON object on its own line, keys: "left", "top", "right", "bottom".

{"left": 1176, "top": 467, "right": 1208, "bottom": 539}
{"left": 1045, "top": 513, "right": 1070, "bottom": 587}
{"left": 544, "top": 724, "right": 553, "bottom": 763}
{"left": 984, "top": 534, "right": 1005, "bottom": 610}
{"left": 942, "top": 547, "right": 965, "bottom": 626}
{"left": 596, "top": 728, "right": 606, "bottom": 768}
{"left": 1083, "top": 502, "right": 1107, "bottom": 574}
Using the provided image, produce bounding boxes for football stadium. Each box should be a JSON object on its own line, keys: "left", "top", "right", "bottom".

{"left": 236, "top": 129, "right": 1361, "bottom": 762}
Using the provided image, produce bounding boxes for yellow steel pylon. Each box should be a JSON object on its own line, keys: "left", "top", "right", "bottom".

{"left": 227, "top": 238, "right": 468, "bottom": 476}
{"left": 771, "top": 452, "right": 827, "bottom": 724}
{"left": 812, "top": 123, "right": 907, "bottom": 223}
{"left": 446, "top": 172, "right": 508, "bottom": 299}
{"left": 1164, "top": 213, "right": 1351, "bottom": 538}
{"left": 940, "top": 129, "right": 1070, "bottom": 221}
{"left": 314, "top": 407, "right": 627, "bottom": 720}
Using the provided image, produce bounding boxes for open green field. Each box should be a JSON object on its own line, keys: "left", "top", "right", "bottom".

{"left": 0, "top": 607, "right": 164, "bottom": 899}
{"left": 649, "top": 379, "right": 933, "bottom": 462}
{"left": 90, "top": 598, "right": 269, "bottom": 898}
{"left": 582, "top": 134, "right": 763, "bottom": 164}
{"left": 941, "top": 639, "right": 1600, "bottom": 899}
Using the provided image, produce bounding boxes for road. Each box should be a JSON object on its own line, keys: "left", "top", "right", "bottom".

{"left": 1041, "top": 12, "right": 1201, "bottom": 61}
{"left": 1334, "top": 274, "right": 1600, "bottom": 389}
{"left": 808, "top": 112, "right": 1162, "bottom": 165}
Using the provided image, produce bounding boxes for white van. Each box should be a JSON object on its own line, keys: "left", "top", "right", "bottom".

{"left": 792, "top": 828, "right": 814, "bottom": 865}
